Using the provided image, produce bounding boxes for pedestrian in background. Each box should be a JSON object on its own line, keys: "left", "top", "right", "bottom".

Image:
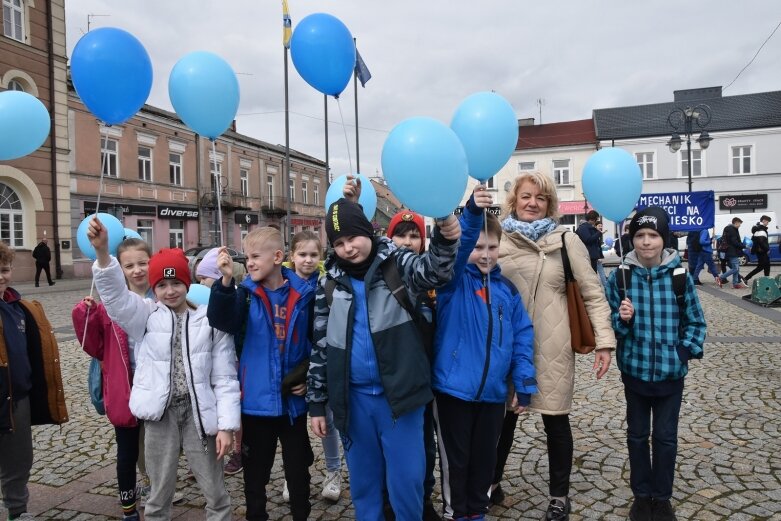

{"left": 32, "top": 236, "right": 54, "bottom": 287}
{"left": 575, "top": 210, "right": 602, "bottom": 272}
{"left": 718, "top": 217, "right": 748, "bottom": 289}
{"left": 692, "top": 229, "right": 723, "bottom": 288}
{"left": 744, "top": 215, "right": 772, "bottom": 285}
{"left": 0, "top": 241, "right": 68, "bottom": 521}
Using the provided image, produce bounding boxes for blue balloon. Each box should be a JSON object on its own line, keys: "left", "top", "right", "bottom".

{"left": 605, "top": 237, "right": 614, "bottom": 248}
{"left": 169, "top": 51, "right": 240, "bottom": 140}
{"left": 123, "top": 228, "right": 143, "bottom": 241}
{"left": 450, "top": 92, "right": 519, "bottom": 181}
{"left": 0, "top": 91, "right": 50, "bottom": 160}
{"left": 187, "top": 283, "right": 211, "bottom": 306}
{"left": 381, "top": 117, "right": 469, "bottom": 218}
{"left": 71, "top": 28, "right": 152, "bottom": 125}
{"left": 325, "top": 174, "right": 377, "bottom": 220}
{"left": 582, "top": 148, "right": 643, "bottom": 223}
{"left": 77, "top": 213, "right": 125, "bottom": 260}
{"left": 290, "top": 13, "right": 355, "bottom": 97}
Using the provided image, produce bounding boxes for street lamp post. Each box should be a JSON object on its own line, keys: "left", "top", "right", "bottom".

{"left": 666, "top": 105, "right": 713, "bottom": 192}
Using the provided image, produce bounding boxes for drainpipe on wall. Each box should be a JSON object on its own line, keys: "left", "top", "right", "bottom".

{"left": 46, "top": 0, "right": 62, "bottom": 278}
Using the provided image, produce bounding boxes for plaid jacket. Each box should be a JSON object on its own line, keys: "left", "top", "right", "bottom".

{"left": 606, "top": 250, "right": 706, "bottom": 383}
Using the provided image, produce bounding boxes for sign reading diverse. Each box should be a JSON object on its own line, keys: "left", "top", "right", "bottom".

{"left": 719, "top": 194, "right": 768, "bottom": 211}
{"left": 635, "top": 190, "right": 714, "bottom": 231}
{"left": 157, "top": 205, "right": 199, "bottom": 220}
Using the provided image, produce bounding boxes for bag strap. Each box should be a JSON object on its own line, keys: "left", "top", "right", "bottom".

{"left": 323, "top": 278, "right": 336, "bottom": 307}
{"left": 560, "top": 232, "right": 576, "bottom": 283}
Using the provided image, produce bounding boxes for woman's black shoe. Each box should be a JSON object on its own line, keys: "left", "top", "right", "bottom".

{"left": 489, "top": 483, "right": 505, "bottom": 505}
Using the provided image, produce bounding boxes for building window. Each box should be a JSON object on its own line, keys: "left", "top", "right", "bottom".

{"left": 313, "top": 182, "right": 320, "bottom": 206}
{"left": 169, "top": 219, "right": 184, "bottom": 249}
{"left": 553, "top": 159, "right": 570, "bottom": 185}
{"left": 301, "top": 181, "right": 308, "bottom": 204}
{"left": 240, "top": 168, "right": 249, "bottom": 197}
{"left": 518, "top": 161, "right": 536, "bottom": 172}
{"left": 732, "top": 146, "right": 752, "bottom": 175}
{"left": 3, "top": 0, "right": 24, "bottom": 42}
{"left": 267, "top": 175, "right": 274, "bottom": 206}
{"left": 101, "top": 137, "right": 119, "bottom": 178}
{"left": 137, "top": 219, "right": 154, "bottom": 248}
{"left": 210, "top": 161, "right": 223, "bottom": 194}
{"left": 635, "top": 152, "right": 654, "bottom": 180}
{"left": 138, "top": 146, "right": 152, "bottom": 182}
{"left": 0, "top": 182, "right": 22, "bottom": 247}
{"left": 289, "top": 178, "right": 295, "bottom": 202}
{"left": 485, "top": 176, "right": 495, "bottom": 189}
{"left": 169, "top": 153, "right": 182, "bottom": 186}
{"left": 7, "top": 79, "right": 24, "bottom": 91}
{"left": 681, "top": 150, "right": 703, "bottom": 177}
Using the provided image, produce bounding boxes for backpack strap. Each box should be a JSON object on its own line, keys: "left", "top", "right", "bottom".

{"left": 615, "top": 264, "right": 632, "bottom": 302}
{"left": 380, "top": 250, "right": 417, "bottom": 317}
{"left": 672, "top": 267, "right": 687, "bottom": 311}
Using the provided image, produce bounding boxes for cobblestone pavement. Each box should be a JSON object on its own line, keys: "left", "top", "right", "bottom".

{"left": 1, "top": 268, "right": 781, "bottom": 520}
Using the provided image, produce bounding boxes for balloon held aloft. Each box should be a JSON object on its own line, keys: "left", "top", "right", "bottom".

{"left": 582, "top": 148, "right": 643, "bottom": 223}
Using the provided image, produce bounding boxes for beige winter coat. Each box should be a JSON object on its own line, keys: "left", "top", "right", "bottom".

{"left": 499, "top": 226, "right": 616, "bottom": 415}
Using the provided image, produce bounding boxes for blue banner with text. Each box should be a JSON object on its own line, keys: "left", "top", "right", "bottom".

{"left": 636, "top": 190, "right": 714, "bottom": 231}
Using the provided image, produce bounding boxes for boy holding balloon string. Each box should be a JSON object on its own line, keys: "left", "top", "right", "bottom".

{"left": 306, "top": 197, "right": 460, "bottom": 520}
{"left": 87, "top": 217, "right": 239, "bottom": 521}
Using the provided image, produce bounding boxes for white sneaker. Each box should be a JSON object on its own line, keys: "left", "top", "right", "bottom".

{"left": 282, "top": 479, "right": 289, "bottom": 502}
{"left": 321, "top": 470, "right": 342, "bottom": 501}
{"left": 172, "top": 491, "right": 186, "bottom": 505}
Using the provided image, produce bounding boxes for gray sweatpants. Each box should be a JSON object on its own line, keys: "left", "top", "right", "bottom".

{"left": 143, "top": 394, "right": 231, "bottom": 521}
{"left": 0, "top": 396, "right": 33, "bottom": 518}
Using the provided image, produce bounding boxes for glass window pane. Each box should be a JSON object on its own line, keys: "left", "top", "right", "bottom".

{"left": 744, "top": 157, "right": 750, "bottom": 173}
{"left": 733, "top": 157, "right": 740, "bottom": 173}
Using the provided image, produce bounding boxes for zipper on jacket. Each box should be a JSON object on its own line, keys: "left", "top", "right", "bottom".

{"left": 648, "top": 273, "right": 657, "bottom": 382}
{"left": 532, "top": 251, "right": 547, "bottom": 305}
{"left": 165, "top": 311, "right": 175, "bottom": 409}
{"left": 498, "top": 305, "right": 504, "bottom": 346}
{"left": 184, "top": 313, "right": 208, "bottom": 449}
{"left": 474, "top": 274, "right": 493, "bottom": 401}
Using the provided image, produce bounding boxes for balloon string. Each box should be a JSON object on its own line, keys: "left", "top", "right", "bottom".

{"left": 210, "top": 139, "right": 225, "bottom": 246}
{"left": 335, "top": 97, "right": 354, "bottom": 174}
{"left": 616, "top": 223, "right": 628, "bottom": 301}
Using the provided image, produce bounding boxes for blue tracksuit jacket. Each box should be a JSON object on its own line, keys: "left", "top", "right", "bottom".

{"left": 433, "top": 198, "right": 537, "bottom": 404}
{"left": 208, "top": 266, "right": 314, "bottom": 420}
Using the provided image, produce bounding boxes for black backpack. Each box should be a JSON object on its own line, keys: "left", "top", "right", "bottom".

{"left": 323, "top": 251, "right": 436, "bottom": 360}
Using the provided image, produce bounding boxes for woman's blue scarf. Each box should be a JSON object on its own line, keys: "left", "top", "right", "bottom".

{"left": 501, "top": 214, "right": 558, "bottom": 242}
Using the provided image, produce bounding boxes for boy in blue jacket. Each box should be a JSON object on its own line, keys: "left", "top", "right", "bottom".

{"left": 208, "top": 227, "right": 314, "bottom": 521}
{"left": 606, "top": 207, "right": 706, "bottom": 521}
{"left": 433, "top": 187, "right": 536, "bottom": 521}
{"left": 307, "top": 198, "right": 461, "bottom": 521}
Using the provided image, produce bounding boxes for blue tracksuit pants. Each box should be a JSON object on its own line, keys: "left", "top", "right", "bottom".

{"left": 345, "top": 389, "right": 425, "bottom": 521}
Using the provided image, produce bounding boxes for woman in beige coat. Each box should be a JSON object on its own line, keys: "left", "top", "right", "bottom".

{"left": 490, "top": 172, "right": 616, "bottom": 521}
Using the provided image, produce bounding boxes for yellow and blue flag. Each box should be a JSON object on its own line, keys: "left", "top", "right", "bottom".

{"left": 282, "top": 0, "right": 292, "bottom": 49}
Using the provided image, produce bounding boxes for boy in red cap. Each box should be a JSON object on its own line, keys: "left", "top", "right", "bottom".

{"left": 87, "top": 217, "right": 240, "bottom": 521}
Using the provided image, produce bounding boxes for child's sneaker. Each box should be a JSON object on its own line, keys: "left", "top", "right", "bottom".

{"left": 172, "top": 491, "right": 186, "bottom": 505}
{"left": 224, "top": 451, "right": 243, "bottom": 475}
{"left": 733, "top": 283, "right": 748, "bottom": 289}
{"left": 282, "top": 479, "right": 289, "bottom": 501}
{"left": 714, "top": 276, "right": 723, "bottom": 288}
{"left": 321, "top": 470, "right": 342, "bottom": 501}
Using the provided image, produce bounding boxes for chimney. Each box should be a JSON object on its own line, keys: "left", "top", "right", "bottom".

{"left": 518, "top": 117, "right": 535, "bottom": 127}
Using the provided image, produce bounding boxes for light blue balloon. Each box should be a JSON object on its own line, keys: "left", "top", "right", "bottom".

{"left": 187, "top": 283, "right": 211, "bottom": 306}
{"left": 123, "top": 228, "right": 143, "bottom": 241}
{"left": 0, "top": 91, "right": 51, "bottom": 161}
{"left": 71, "top": 27, "right": 152, "bottom": 125}
{"left": 605, "top": 237, "right": 614, "bottom": 248}
{"left": 450, "top": 92, "right": 519, "bottom": 181}
{"left": 169, "top": 51, "right": 240, "bottom": 139}
{"left": 325, "top": 174, "right": 377, "bottom": 220}
{"left": 290, "top": 13, "right": 355, "bottom": 97}
{"left": 582, "top": 148, "right": 643, "bottom": 223}
{"left": 77, "top": 213, "right": 125, "bottom": 260}
{"left": 381, "top": 117, "right": 469, "bottom": 218}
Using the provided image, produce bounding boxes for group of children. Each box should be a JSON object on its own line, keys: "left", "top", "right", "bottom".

{"left": 0, "top": 183, "right": 705, "bottom": 521}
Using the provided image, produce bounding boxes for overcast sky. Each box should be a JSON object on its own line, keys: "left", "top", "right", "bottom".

{"left": 64, "top": 1, "right": 781, "bottom": 181}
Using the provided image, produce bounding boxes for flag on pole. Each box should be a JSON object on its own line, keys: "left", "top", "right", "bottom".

{"left": 282, "top": 0, "right": 292, "bottom": 49}
{"left": 355, "top": 49, "right": 372, "bottom": 87}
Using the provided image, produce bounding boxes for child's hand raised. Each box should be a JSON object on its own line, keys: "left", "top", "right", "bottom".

{"left": 87, "top": 216, "right": 111, "bottom": 267}
{"left": 342, "top": 174, "right": 361, "bottom": 203}
{"left": 217, "top": 247, "right": 233, "bottom": 286}
{"left": 472, "top": 184, "right": 493, "bottom": 208}
{"left": 437, "top": 215, "right": 461, "bottom": 241}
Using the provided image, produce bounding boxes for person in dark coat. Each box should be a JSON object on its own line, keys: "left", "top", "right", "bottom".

{"left": 718, "top": 218, "right": 747, "bottom": 289}
{"left": 31, "top": 237, "right": 54, "bottom": 287}
{"left": 744, "top": 215, "right": 772, "bottom": 284}
{"left": 576, "top": 210, "right": 602, "bottom": 272}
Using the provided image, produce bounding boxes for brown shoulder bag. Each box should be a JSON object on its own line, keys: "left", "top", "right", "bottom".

{"left": 561, "top": 233, "right": 597, "bottom": 354}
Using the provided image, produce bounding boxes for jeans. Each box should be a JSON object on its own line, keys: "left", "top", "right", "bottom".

{"left": 721, "top": 256, "right": 741, "bottom": 284}
{"left": 0, "top": 397, "right": 33, "bottom": 518}
{"left": 624, "top": 384, "right": 683, "bottom": 500}
{"left": 322, "top": 405, "right": 342, "bottom": 472}
{"left": 596, "top": 260, "right": 608, "bottom": 287}
{"left": 694, "top": 251, "right": 720, "bottom": 279}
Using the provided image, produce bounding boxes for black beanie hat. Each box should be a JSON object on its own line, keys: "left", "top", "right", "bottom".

{"left": 326, "top": 198, "right": 374, "bottom": 245}
{"left": 629, "top": 206, "right": 670, "bottom": 244}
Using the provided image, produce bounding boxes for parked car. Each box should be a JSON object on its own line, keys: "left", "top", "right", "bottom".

{"left": 601, "top": 244, "right": 622, "bottom": 266}
{"left": 184, "top": 245, "right": 246, "bottom": 282}
{"left": 742, "top": 233, "right": 781, "bottom": 265}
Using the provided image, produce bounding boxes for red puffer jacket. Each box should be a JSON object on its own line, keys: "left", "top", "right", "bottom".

{"left": 72, "top": 300, "right": 136, "bottom": 428}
